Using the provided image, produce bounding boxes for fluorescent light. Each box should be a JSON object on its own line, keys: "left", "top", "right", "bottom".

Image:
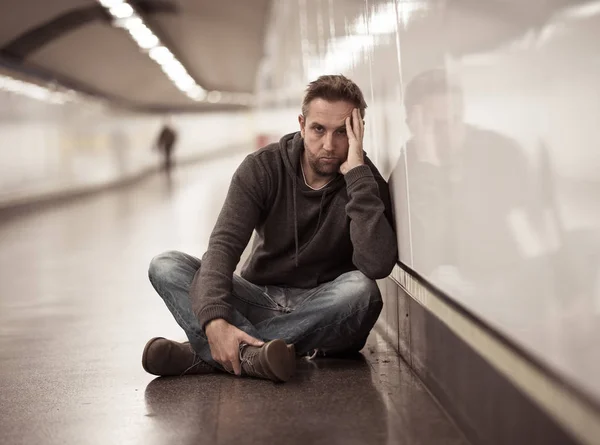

{"left": 207, "top": 91, "right": 222, "bottom": 103}
{"left": 219, "top": 92, "right": 233, "bottom": 103}
{"left": 149, "top": 46, "right": 175, "bottom": 64}
{"left": 187, "top": 86, "right": 206, "bottom": 101}
{"left": 120, "top": 17, "right": 158, "bottom": 49}
{"left": 109, "top": 3, "right": 134, "bottom": 19}
{"left": 129, "top": 26, "right": 159, "bottom": 50}
{"left": 98, "top": 0, "right": 124, "bottom": 7}
{"left": 0, "top": 74, "right": 77, "bottom": 104}
{"left": 96, "top": 0, "right": 253, "bottom": 105}
{"left": 162, "top": 60, "right": 186, "bottom": 77}
{"left": 173, "top": 75, "right": 195, "bottom": 91}
{"left": 114, "top": 16, "right": 140, "bottom": 27}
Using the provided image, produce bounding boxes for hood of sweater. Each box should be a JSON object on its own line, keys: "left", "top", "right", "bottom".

{"left": 278, "top": 132, "right": 345, "bottom": 266}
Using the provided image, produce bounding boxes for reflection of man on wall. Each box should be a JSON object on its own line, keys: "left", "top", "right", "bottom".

{"left": 394, "top": 69, "right": 535, "bottom": 290}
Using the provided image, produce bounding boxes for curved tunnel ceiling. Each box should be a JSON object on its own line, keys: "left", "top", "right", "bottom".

{"left": 0, "top": 0, "right": 272, "bottom": 111}
{"left": 0, "top": 0, "right": 593, "bottom": 112}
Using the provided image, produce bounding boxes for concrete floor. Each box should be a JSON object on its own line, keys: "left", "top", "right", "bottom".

{"left": 0, "top": 155, "right": 467, "bottom": 445}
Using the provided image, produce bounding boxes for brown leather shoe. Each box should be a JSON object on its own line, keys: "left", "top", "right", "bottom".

{"left": 287, "top": 344, "right": 296, "bottom": 359}
{"left": 240, "top": 339, "right": 296, "bottom": 382}
{"left": 142, "top": 337, "right": 216, "bottom": 376}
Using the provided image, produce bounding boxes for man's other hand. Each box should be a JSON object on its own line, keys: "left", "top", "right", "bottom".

{"left": 339, "top": 108, "right": 365, "bottom": 175}
{"left": 205, "top": 319, "right": 264, "bottom": 375}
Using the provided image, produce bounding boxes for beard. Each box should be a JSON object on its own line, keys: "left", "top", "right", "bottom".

{"left": 305, "top": 150, "right": 342, "bottom": 177}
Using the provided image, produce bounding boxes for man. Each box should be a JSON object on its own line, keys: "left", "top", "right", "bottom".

{"left": 155, "top": 118, "right": 177, "bottom": 173}
{"left": 144, "top": 75, "right": 398, "bottom": 383}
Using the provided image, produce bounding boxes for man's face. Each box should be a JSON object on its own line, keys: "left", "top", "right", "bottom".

{"left": 299, "top": 99, "right": 354, "bottom": 177}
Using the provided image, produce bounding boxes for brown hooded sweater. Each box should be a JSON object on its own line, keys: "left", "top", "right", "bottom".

{"left": 191, "top": 131, "right": 398, "bottom": 329}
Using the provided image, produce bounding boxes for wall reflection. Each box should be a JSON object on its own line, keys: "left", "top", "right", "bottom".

{"left": 394, "top": 68, "right": 535, "bottom": 288}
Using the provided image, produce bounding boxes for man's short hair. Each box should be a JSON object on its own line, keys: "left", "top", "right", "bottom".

{"left": 404, "top": 68, "right": 463, "bottom": 114}
{"left": 302, "top": 75, "right": 367, "bottom": 118}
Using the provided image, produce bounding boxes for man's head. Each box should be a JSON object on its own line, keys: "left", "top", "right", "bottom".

{"left": 404, "top": 69, "right": 465, "bottom": 152}
{"left": 299, "top": 75, "right": 367, "bottom": 178}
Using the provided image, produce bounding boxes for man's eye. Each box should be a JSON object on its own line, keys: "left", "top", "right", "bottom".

{"left": 336, "top": 129, "right": 347, "bottom": 135}
{"left": 314, "top": 126, "right": 324, "bottom": 133}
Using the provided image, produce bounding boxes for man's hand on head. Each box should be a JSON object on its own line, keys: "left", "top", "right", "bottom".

{"left": 339, "top": 108, "right": 365, "bottom": 175}
{"left": 204, "top": 318, "right": 264, "bottom": 375}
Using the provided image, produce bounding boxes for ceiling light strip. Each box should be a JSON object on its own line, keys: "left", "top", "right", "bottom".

{"left": 0, "top": 74, "right": 77, "bottom": 104}
{"left": 97, "top": 0, "right": 253, "bottom": 105}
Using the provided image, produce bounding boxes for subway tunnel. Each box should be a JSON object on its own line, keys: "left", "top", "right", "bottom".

{"left": 1, "top": 1, "right": 600, "bottom": 444}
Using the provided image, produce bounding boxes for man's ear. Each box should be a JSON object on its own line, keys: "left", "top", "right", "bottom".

{"left": 298, "top": 114, "right": 306, "bottom": 138}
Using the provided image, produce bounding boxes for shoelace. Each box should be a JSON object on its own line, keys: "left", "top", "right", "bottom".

{"left": 181, "top": 356, "right": 203, "bottom": 375}
{"left": 181, "top": 347, "right": 210, "bottom": 375}
{"left": 306, "top": 349, "right": 321, "bottom": 360}
{"left": 239, "top": 344, "right": 261, "bottom": 376}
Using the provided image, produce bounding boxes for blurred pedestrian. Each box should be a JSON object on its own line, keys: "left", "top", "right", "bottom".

{"left": 155, "top": 117, "right": 177, "bottom": 173}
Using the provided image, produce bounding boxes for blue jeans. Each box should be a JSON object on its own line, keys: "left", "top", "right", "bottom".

{"left": 148, "top": 251, "right": 383, "bottom": 370}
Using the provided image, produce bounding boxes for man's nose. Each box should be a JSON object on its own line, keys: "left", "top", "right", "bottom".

{"left": 323, "top": 132, "right": 334, "bottom": 152}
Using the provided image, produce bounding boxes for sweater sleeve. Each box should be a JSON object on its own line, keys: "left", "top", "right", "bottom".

{"left": 191, "top": 154, "right": 267, "bottom": 329}
{"left": 344, "top": 164, "right": 398, "bottom": 279}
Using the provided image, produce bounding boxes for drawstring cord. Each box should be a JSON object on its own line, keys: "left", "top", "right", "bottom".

{"left": 292, "top": 176, "right": 299, "bottom": 267}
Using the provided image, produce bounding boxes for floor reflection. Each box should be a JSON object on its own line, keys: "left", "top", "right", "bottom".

{"left": 144, "top": 356, "right": 389, "bottom": 445}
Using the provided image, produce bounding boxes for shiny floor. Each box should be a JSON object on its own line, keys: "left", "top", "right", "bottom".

{"left": 0, "top": 155, "right": 467, "bottom": 445}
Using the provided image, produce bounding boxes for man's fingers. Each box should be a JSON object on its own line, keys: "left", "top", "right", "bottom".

{"left": 345, "top": 116, "right": 355, "bottom": 141}
{"left": 217, "top": 357, "right": 229, "bottom": 371}
{"left": 232, "top": 354, "right": 242, "bottom": 376}
{"left": 208, "top": 344, "right": 222, "bottom": 366}
{"left": 222, "top": 361, "right": 233, "bottom": 373}
{"left": 354, "top": 108, "right": 364, "bottom": 139}
{"left": 358, "top": 109, "right": 365, "bottom": 138}
{"left": 240, "top": 332, "right": 264, "bottom": 347}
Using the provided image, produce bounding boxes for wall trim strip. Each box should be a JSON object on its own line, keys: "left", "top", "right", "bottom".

{"left": 390, "top": 263, "right": 600, "bottom": 445}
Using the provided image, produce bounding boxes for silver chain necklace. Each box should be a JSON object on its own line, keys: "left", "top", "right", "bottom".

{"left": 300, "top": 162, "right": 334, "bottom": 191}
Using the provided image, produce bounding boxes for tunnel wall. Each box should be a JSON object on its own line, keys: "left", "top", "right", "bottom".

{"left": 0, "top": 91, "right": 254, "bottom": 209}
{"left": 253, "top": 1, "right": 600, "bottom": 443}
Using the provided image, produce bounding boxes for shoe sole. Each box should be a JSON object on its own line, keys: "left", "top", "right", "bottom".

{"left": 142, "top": 337, "right": 165, "bottom": 375}
{"left": 287, "top": 344, "right": 295, "bottom": 359}
{"left": 264, "top": 339, "right": 296, "bottom": 382}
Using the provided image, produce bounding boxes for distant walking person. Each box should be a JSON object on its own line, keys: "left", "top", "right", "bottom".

{"left": 155, "top": 119, "right": 178, "bottom": 173}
